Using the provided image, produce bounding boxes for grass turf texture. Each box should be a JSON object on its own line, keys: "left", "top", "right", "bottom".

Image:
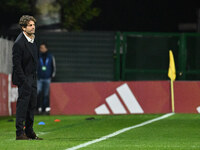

{"left": 0, "top": 114, "right": 199, "bottom": 150}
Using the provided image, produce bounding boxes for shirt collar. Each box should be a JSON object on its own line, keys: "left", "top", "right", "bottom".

{"left": 23, "top": 32, "right": 35, "bottom": 43}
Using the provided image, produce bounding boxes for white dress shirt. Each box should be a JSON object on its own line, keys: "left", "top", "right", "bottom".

{"left": 23, "top": 32, "right": 35, "bottom": 43}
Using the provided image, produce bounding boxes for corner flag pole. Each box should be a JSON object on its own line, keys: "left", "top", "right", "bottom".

{"left": 170, "top": 78, "right": 175, "bottom": 113}
{"left": 168, "top": 50, "right": 176, "bottom": 113}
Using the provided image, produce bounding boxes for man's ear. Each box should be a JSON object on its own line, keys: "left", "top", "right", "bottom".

{"left": 22, "top": 26, "right": 25, "bottom": 31}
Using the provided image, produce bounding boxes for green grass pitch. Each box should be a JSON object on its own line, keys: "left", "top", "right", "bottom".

{"left": 0, "top": 114, "right": 200, "bottom": 150}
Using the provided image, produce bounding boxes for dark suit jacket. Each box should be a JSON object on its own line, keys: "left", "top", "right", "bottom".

{"left": 12, "top": 32, "right": 38, "bottom": 86}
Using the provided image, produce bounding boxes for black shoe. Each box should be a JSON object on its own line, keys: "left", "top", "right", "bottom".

{"left": 26, "top": 132, "right": 43, "bottom": 140}
{"left": 16, "top": 133, "right": 31, "bottom": 140}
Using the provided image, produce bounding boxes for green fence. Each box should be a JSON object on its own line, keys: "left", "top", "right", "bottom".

{"left": 115, "top": 32, "right": 200, "bottom": 81}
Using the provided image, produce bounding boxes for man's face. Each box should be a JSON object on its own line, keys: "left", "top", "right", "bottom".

{"left": 40, "top": 44, "right": 48, "bottom": 53}
{"left": 22, "top": 20, "right": 35, "bottom": 35}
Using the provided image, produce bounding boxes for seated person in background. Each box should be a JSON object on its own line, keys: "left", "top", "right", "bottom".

{"left": 36, "top": 43, "right": 56, "bottom": 114}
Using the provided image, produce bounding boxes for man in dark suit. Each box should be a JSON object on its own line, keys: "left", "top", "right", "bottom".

{"left": 12, "top": 15, "right": 42, "bottom": 140}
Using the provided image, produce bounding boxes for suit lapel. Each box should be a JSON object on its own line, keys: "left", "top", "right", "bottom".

{"left": 22, "top": 33, "right": 37, "bottom": 63}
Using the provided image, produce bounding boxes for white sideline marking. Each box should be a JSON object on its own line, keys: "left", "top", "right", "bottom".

{"left": 65, "top": 113, "right": 174, "bottom": 150}
{"left": 37, "top": 132, "right": 49, "bottom": 136}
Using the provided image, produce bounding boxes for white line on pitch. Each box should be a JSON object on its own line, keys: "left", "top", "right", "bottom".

{"left": 37, "top": 132, "right": 49, "bottom": 136}
{"left": 65, "top": 113, "right": 174, "bottom": 150}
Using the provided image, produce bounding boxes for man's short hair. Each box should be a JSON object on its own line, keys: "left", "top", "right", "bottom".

{"left": 19, "top": 15, "right": 36, "bottom": 29}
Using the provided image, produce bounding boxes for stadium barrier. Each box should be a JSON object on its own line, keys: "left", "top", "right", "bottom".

{"left": 174, "top": 82, "right": 200, "bottom": 113}
{"left": 50, "top": 81, "right": 200, "bottom": 115}
{"left": 1, "top": 77, "right": 200, "bottom": 116}
{"left": 0, "top": 73, "right": 9, "bottom": 116}
{"left": 0, "top": 73, "right": 17, "bottom": 116}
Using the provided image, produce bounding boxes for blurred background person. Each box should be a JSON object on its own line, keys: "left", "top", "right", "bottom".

{"left": 36, "top": 43, "right": 56, "bottom": 115}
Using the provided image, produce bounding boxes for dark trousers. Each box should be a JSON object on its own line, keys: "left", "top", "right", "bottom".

{"left": 16, "top": 75, "right": 37, "bottom": 136}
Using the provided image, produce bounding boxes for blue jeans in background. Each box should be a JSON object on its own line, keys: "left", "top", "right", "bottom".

{"left": 37, "top": 78, "right": 51, "bottom": 112}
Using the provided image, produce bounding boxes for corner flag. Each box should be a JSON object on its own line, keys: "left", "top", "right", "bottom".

{"left": 168, "top": 50, "right": 176, "bottom": 81}
{"left": 168, "top": 50, "right": 176, "bottom": 113}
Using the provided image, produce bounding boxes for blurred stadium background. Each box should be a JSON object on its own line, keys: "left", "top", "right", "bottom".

{"left": 1, "top": 0, "right": 200, "bottom": 149}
